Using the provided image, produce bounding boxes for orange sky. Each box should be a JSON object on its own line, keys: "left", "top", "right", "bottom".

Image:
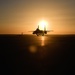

{"left": 0, "top": 0, "right": 75, "bottom": 34}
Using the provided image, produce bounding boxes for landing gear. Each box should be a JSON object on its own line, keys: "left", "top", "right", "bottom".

{"left": 37, "top": 34, "right": 39, "bottom": 36}
{"left": 42, "top": 34, "right": 44, "bottom": 36}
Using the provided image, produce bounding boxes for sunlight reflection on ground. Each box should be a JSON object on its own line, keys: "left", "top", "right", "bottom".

{"left": 29, "top": 35, "right": 49, "bottom": 53}
{"left": 29, "top": 45, "right": 37, "bottom": 53}
{"left": 41, "top": 36, "right": 45, "bottom": 46}
{"left": 40, "top": 36, "right": 49, "bottom": 46}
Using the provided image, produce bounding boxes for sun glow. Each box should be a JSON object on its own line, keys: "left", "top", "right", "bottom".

{"left": 39, "top": 20, "right": 48, "bottom": 30}
{"left": 41, "top": 36, "right": 45, "bottom": 46}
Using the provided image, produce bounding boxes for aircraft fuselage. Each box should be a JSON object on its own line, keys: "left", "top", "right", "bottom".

{"left": 33, "top": 30, "right": 47, "bottom": 36}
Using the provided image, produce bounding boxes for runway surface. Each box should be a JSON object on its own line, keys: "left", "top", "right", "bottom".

{"left": 0, "top": 35, "right": 75, "bottom": 75}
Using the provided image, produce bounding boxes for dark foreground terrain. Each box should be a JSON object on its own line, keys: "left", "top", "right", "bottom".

{"left": 0, "top": 35, "right": 75, "bottom": 75}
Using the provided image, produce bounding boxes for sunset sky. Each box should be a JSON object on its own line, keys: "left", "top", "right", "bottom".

{"left": 0, "top": 0, "right": 75, "bottom": 34}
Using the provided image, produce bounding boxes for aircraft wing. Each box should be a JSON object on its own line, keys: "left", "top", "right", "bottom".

{"left": 46, "top": 30, "right": 53, "bottom": 32}
{"left": 28, "top": 31, "right": 34, "bottom": 32}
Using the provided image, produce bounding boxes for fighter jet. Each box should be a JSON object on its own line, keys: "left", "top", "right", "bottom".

{"left": 30, "top": 25, "right": 53, "bottom": 36}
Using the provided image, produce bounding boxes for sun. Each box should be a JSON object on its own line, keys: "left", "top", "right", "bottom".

{"left": 39, "top": 20, "right": 48, "bottom": 30}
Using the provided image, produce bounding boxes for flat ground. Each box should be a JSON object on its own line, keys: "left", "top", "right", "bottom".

{"left": 0, "top": 35, "right": 75, "bottom": 75}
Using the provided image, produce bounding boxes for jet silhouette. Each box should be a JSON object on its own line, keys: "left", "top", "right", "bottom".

{"left": 30, "top": 25, "right": 53, "bottom": 36}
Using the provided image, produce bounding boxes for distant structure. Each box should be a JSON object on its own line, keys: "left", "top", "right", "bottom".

{"left": 21, "top": 32, "right": 23, "bottom": 35}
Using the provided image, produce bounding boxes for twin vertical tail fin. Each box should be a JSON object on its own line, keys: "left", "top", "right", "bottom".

{"left": 44, "top": 25, "right": 47, "bottom": 34}
{"left": 38, "top": 25, "right": 46, "bottom": 31}
{"left": 44, "top": 25, "right": 46, "bottom": 31}
{"left": 38, "top": 25, "right": 39, "bottom": 29}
